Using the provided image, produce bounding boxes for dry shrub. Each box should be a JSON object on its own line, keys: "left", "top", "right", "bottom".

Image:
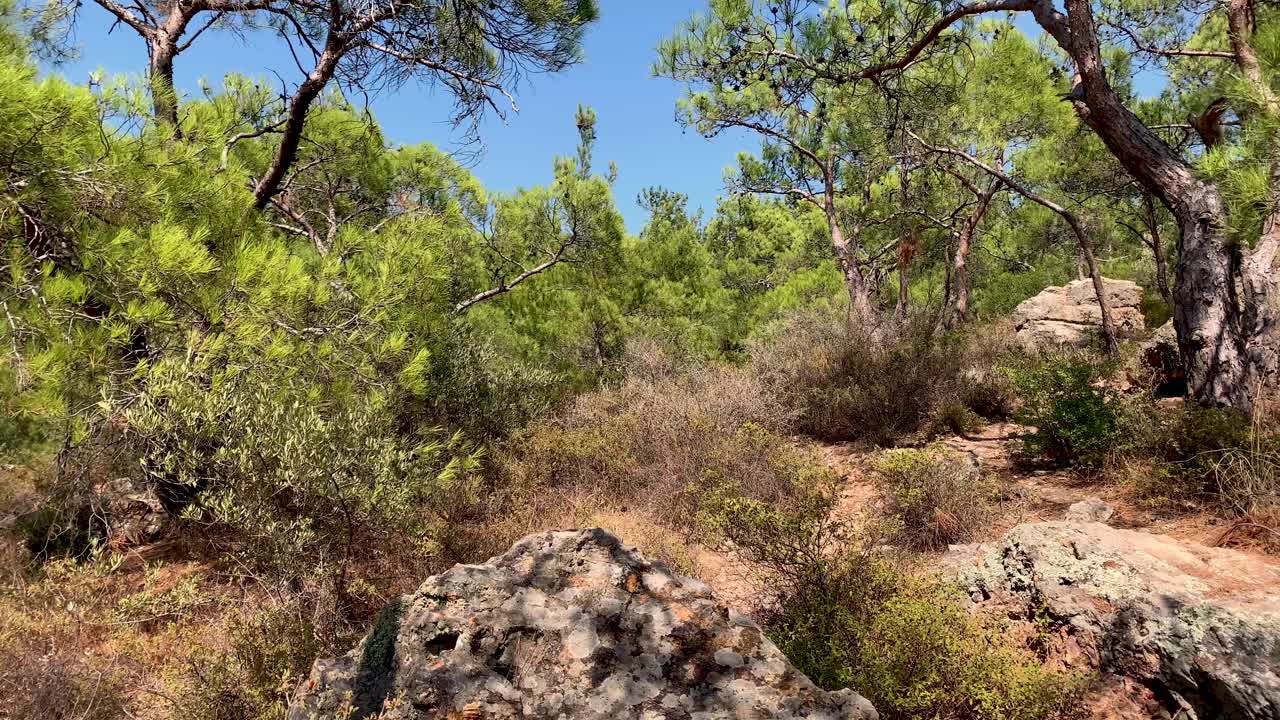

{"left": 873, "top": 446, "right": 998, "bottom": 550}
{"left": 0, "top": 611, "right": 128, "bottom": 720}
{"left": 497, "top": 348, "right": 815, "bottom": 535}
{"left": 1209, "top": 443, "right": 1280, "bottom": 518}
{"left": 750, "top": 309, "right": 1016, "bottom": 446}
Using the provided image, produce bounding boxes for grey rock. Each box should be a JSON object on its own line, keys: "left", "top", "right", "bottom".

{"left": 96, "top": 477, "right": 166, "bottom": 545}
{"left": 945, "top": 521, "right": 1280, "bottom": 720}
{"left": 1064, "top": 497, "right": 1115, "bottom": 524}
{"left": 1013, "top": 278, "right": 1146, "bottom": 350}
{"left": 288, "top": 528, "right": 877, "bottom": 720}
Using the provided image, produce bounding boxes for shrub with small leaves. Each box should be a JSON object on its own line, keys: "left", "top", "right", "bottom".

{"left": 699, "top": 479, "right": 1080, "bottom": 720}
{"left": 874, "top": 446, "right": 997, "bottom": 550}
{"left": 1010, "top": 354, "right": 1120, "bottom": 468}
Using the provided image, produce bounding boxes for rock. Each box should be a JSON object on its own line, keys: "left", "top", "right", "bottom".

{"left": 1064, "top": 497, "right": 1114, "bottom": 524}
{"left": 288, "top": 529, "right": 877, "bottom": 720}
{"left": 95, "top": 477, "right": 166, "bottom": 547}
{"left": 945, "top": 522, "right": 1280, "bottom": 720}
{"left": 1140, "top": 320, "right": 1187, "bottom": 397}
{"left": 1013, "top": 278, "right": 1145, "bottom": 350}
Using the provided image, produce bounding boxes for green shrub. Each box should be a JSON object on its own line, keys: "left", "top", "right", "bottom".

{"left": 699, "top": 481, "right": 1080, "bottom": 720}
{"left": 1010, "top": 354, "right": 1121, "bottom": 468}
{"left": 126, "top": 363, "right": 483, "bottom": 608}
{"left": 1123, "top": 406, "right": 1260, "bottom": 507}
{"left": 874, "top": 447, "right": 997, "bottom": 550}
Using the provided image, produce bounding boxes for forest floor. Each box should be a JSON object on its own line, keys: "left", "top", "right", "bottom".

{"left": 683, "top": 420, "right": 1259, "bottom": 616}
{"left": 1, "top": 421, "right": 1271, "bottom": 720}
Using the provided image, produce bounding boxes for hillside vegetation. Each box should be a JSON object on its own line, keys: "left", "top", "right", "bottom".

{"left": 1, "top": 1, "right": 1279, "bottom": 719}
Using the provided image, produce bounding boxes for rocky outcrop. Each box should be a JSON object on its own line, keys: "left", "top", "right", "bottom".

{"left": 288, "top": 529, "right": 877, "bottom": 720}
{"left": 1064, "top": 497, "right": 1114, "bottom": 524}
{"left": 1013, "top": 279, "right": 1145, "bottom": 350}
{"left": 946, "top": 522, "right": 1280, "bottom": 720}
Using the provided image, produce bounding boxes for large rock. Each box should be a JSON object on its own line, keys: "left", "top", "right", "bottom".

{"left": 946, "top": 522, "right": 1280, "bottom": 720}
{"left": 1013, "top": 278, "right": 1146, "bottom": 350}
{"left": 288, "top": 529, "right": 877, "bottom": 720}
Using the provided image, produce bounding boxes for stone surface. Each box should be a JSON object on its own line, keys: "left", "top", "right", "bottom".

{"left": 1013, "top": 278, "right": 1146, "bottom": 350}
{"left": 1064, "top": 497, "right": 1114, "bottom": 524}
{"left": 945, "top": 521, "right": 1280, "bottom": 720}
{"left": 288, "top": 529, "right": 877, "bottom": 720}
{"left": 96, "top": 477, "right": 166, "bottom": 546}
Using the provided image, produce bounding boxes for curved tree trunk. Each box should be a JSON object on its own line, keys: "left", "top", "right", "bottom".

{"left": 1029, "top": 0, "right": 1255, "bottom": 407}
{"left": 253, "top": 38, "right": 344, "bottom": 210}
{"left": 1076, "top": 223, "right": 1119, "bottom": 355}
{"left": 943, "top": 175, "right": 1001, "bottom": 330}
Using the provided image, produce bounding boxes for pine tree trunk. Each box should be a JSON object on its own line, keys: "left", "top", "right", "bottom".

{"left": 1143, "top": 195, "right": 1172, "bottom": 304}
{"left": 948, "top": 228, "right": 971, "bottom": 329}
{"left": 1172, "top": 188, "right": 1253, "bottom": 407}
{"left": 253, "top": 38, "right": 345, "bottom": 210}
{"left": 1036, "top": 0, "right": 1259, "bottom": 408}
{"left": 149, "top": 43, "right": 181, "bottom": 135}
{"left": 895, "top": 255, "right": 910, "bottom": 326}
{"left": 827, "top": 210, "right": 876, "bottom": 327}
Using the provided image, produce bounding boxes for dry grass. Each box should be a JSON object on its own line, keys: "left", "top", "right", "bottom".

{"left": 498, "top": 354, "right": 807, "bottom": 530}
{"left": 749, "top": 310, "right": 1020, "bottom": 445}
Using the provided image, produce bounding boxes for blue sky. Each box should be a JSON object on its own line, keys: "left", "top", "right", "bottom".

{"left": 49, "top": 2, "right": 751, "bottom": 233}
{"left": 46, "top": 4, "right": 1156, "bottom": 233}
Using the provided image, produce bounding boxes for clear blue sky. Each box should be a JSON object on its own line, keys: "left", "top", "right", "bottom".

{"left": 49, "top": 2, "right": 751, "bottom": 233}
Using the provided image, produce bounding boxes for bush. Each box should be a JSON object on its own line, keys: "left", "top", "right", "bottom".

{"left": 1010, "top": 354, "right": 1122, "bottom": 468}
{"left": 125, "top": 363, "right": 484, "bottom": 616}
{"left": 699, "top": 480, "right": 1081, "bottom": 720}
{"left": 1123, "top": 405, "right": 1261, "bottom": 509}
{"left": 751, "top": 311, "right": 968, "bottom": 445}
{"left": 874, "top": 447, "right": 997, "bottom": 550}
{"left": 499, "top": 353, "right": 806, "bottom": 531}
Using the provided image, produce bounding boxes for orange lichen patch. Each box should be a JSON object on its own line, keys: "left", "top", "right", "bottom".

{"left": 624, "top": 572, "right": 641, "bottom": 594}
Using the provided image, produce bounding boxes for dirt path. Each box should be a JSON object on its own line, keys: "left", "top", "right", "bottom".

{"left": 817, "top": 422, "right": 1237, "bottom": 552}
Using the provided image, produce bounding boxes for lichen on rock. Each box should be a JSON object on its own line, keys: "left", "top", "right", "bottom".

{"left": 288, "top": 528, "right": 877, "bottom": 720}
{"left": 945, "top": 521, "right": 1280, "bottom": 720}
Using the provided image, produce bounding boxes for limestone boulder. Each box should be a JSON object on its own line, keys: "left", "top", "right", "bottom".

{"left": 946, "top": 521, "right": 1280, "bottom": 720}
{"left": 1013, "top": 279, "right": 1146, "bottom": 350}
{"left": 288, "top": 528, "right": 877, "bottom": 720}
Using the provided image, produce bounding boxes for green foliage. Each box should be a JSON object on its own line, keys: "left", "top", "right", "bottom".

{"left": 700, "top": 480, "right": 1080, "bottom": 720}
{"left": 1010, "top": 355, "right": 1122, "bottom": 468}
{"left": 874, "top": 446, "right": 997, "bottom": 550}
{"left": 131, "top": 363, "right": 482, "bottom": 591}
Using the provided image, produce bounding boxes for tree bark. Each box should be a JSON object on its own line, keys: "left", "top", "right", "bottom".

{"left": 895, "top": 234, "right": 912, "bottom": 327}
{"left": 1075, "top": 220, "right": 1120, "bottom": 355}
{"left": 827, "top": 208, "right": 876, "bottom": 327}
{"left": 1028, "top": 0, "right": 1253, "bottom": 407}
{"left": 149, "top": 39, "right": 181, "bottom": 133}
{"left": 1142, "top": 194, "right": 1172, "bottom": 304}
{"left": 253, "top": 38, "right": 345, "bottom": 210}
{"left": 943, "top": 176, "right": 1002, "bottom": 330}
{"left": 1230, "top": 0, "right": 1280, "bottom": 390}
